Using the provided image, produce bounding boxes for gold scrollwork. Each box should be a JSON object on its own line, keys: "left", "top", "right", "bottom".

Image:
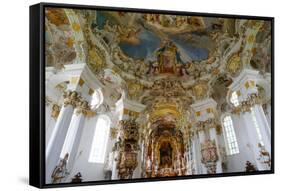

{"left": 231, "top": 93, "right": 261, "bottom": 114}
{"left": 200, "top": 140, "right": 218, "bottom": 174}
{"left": 75, "top": 100, "right": 94, "bottom": 117}
{"left": 63, "top": 91, "right": 80, "bottom": 107}
{"left": 226, "top": 53, "right": 241, "bottom": 76}
{"left": 196, "top": 118, "right": 217, "bottom": 132}
{"left": 51, "top": 104, "right": 61, "bottom": 120}
{"left": 193, "top": 81, "right": 208, "bottom": 100}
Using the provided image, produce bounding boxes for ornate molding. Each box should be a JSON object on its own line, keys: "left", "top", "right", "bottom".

{"left": 192, "top": 80, "right": 209, "bottom": 100}
{"left": 231, "top": 93, "right": 261, "bottom": 114}
{"left": 196, "top": 118, "right": 218, "bottom": 132}
{"left": 51, "top": 104, "right": 61, "bottom": 120}
{"left": 63, "top": 91, "right": 80, "bottom": 107}
{"left": 119, "top": 119, "right": 140, "bottom": 141}
{"left": 257, "top": 143, "right": 271, "bottom": 168}
{"left": 75, "top": 100, "right": 94, "bottom": 117}
{"left": 110, "top": 127, "right": 118, "bottom": 140}
{"left": 226, "top": 52, "right": 242, "bottom": 76}
{"left": 200, "top": 140, "right": 219, "bottom": 174}
{"left": 116, "top": 119, "right": 140, "bottom": 179}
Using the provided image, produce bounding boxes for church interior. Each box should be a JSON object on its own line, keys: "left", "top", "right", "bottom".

{"left": 44, "top": 7, "right": 272, "bottom": 184}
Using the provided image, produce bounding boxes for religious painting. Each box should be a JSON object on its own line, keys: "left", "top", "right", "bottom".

{"left": 29, "top": 2, "right": 274, "bottom": 188}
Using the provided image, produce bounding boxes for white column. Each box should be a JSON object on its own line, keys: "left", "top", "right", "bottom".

{"left": 46, "top": 103, "right": 62, "bottom": 146}
{"left": 111, "top": 127, "right": 122, "bottom": 180}
{"left": 265, "top": 102, "right": 271, "bottom": 126}
{"left": 228, "top": 69, "right": 271, "bottom": 170}
{"left": 198, "top": 130, "right": 205, "bottom": 143}
{"left": 241, "top": 112, "right": 268, "bottom": 170}
{"left": 46, "top": 120, "right": 56, "bottom": 145}
{"left": 132, "top": 152, "right": 141, "bottom": 179}
{"left": 60, "top": 100, "right": 90, "bottom": 174}
{"left": 111, "top": 151, "right": 119, "bottom": 180}
{"left": 46, "top": 105, "right": 74, "bottom": 183}
{"left": 252, "top": 105, "right": 271, "bottom": 150}
{"left": 191, "top": 137, "right": 199, "bottom": 174}
{"left": 198, "top": 130, "right": 207, "bottom": 174}
{"left": 103, "top": 127, "right": 118, "bottom": 180}
{"left": 45, "top": 103, "right": 52, "bottom": 131}
{"left": 45, "top": 91, "right": 79, "bottom": 183}
{"left": 209, "top": 127, "right": 223, "bottom": 173}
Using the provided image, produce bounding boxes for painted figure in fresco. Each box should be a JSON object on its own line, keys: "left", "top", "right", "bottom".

{"left": 153, "top": 41, "right": 190, "bottom": 76}
{"left": 160, "top": 142, "right": 173, "bottom": 167}
{"left": 156, "top": 41, "right": 178, "bottom": 74}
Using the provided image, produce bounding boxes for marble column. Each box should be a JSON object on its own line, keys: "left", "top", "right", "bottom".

{"left": 197, "top": 129, "right": 207, "bottom": 174}
{"left": 198, "top": 129, "right": 206, "bottom": 143}
{"left": 240, "top": 111, "right": 268, "bottom": 170}
{"left": 191, "top": 98, "right": 221, "bottom": 174}
{"left": 228, "top": 69, "right": 271, "bottom": 170}
{"left": 110, "top": 126, "right": 121, "bottom": 180}
{"left": 191, "top": 137, "right": 199, "bottom": 174}
{"left": 209, "top": 127, "right": 223, "bottom": 173}
{"left": 45, "top": 103, "right": 59, "bottom": 146}
{"left": 111, "top": 123, "right": 122, "bottom": 180}
{"left": 60, "top": 100, "right": 91, "bottom": 174}
{"left": 252, "top": 105, "right": 271, "bottom": 150}
{"left": 111, "top": 150, "right": 119, "bottom": 180}
{"left": 46, "top": 91, "right": 80, "bottom": 183}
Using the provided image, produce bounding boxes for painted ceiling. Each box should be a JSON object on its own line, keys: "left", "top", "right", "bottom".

{"left": 45, "top": 8, "right": 272, "bottom": 112}
{"left": 95, "top": 11, "right": 218, "bottom": 61}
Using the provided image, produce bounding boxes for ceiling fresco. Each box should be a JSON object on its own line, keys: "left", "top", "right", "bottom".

{"left": 45, "top": 8, "right": 272, "bottom": 113}
{"left": 94, "top": 11, "right": 219, "bottom": 61}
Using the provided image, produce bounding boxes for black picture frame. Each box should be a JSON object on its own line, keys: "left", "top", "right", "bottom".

{"left": 30, "top": 2, "right": 274, "bottom": 189}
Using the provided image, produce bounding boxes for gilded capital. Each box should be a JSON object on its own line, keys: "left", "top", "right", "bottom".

{"left": 63, "top": 91, "right": 80, "bottom": 107}
{"left": 196, "top": 118, "right": 217, "bottom": 132}
{"left": 231, "top": 93, "right": 261, "bottom": 114}
{"left": 75, "top": 100, "right": 94, "bottom": 117}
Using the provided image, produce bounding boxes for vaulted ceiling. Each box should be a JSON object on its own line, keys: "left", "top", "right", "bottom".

{"left": 45, "top": 8, "right": 271, "bottom": 112}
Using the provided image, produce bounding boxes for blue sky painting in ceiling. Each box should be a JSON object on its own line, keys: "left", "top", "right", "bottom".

{"left": 119, "top": 30, "right": 161, "bottom": 60}
{"left": 95, "top": 11, "right": 209, "bottom": 61}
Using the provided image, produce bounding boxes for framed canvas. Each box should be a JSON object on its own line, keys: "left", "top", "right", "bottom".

{"left": 29, "top": 2, "right": 274, "bottom": 188}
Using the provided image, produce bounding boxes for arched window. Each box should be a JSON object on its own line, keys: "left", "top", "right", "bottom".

{"left": 88, "top": 115, "right": 110, "bottom": 163}
{"left": 223, "top": 115, "right": 239, "bottom": 155}
{"left": 230, "top": 91, "right": 239, "bottom": 107}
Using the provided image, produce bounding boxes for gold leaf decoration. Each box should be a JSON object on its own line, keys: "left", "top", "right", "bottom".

{"left": 226, "top": 53, "right": 241, "bottom": 76}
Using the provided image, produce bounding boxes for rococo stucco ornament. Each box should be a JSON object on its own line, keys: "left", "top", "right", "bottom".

{"left": 51, "top": 104, "right": 61, "bottom": 120}
{"left": 63, "top": 91, "right": 81, "bottom": 107}
{"left": 201, "top": 140, "right": 219, "bottom": 174}
{"left": 116, "top": 119, "right": 140, "bottom": 179}
{"left": 226, "top": 53, "right": 242, "bottom": 76}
